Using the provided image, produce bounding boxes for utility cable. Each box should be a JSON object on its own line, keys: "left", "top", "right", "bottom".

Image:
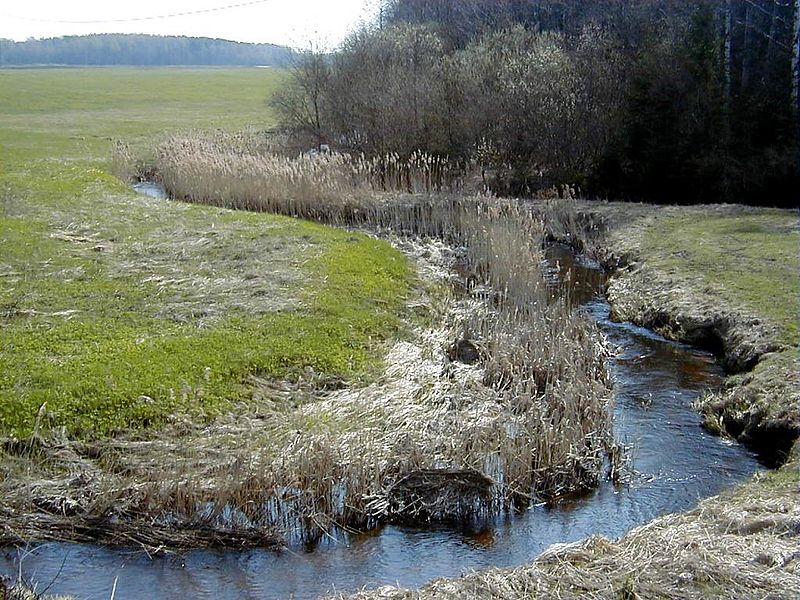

{"left": 1, "top": 0, "right": 274, "bottom": 25}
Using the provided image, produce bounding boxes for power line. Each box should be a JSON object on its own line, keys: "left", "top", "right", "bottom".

{"left": 0, "top": 0, "right": 274, "bottom": 25}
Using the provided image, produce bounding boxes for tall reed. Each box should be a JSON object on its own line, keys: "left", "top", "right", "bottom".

{"left": 88, "top": 134, "right": 620, "bottom": 545}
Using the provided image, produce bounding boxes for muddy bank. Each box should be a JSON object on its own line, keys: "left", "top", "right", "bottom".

{"left": 547, "top": 201, "right": 799, "bottom": 464}
{"left": 334, "top": 452, "right": 800, "bottom": 600}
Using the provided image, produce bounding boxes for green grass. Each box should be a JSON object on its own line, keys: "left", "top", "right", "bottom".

{"left": 640, "top": 211, "right": 800, "bottom": 345}
{"left": 0, "top": 68, "right": 412, "bottom": 439}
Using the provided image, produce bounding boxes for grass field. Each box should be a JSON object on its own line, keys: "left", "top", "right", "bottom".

{"left": 0, "top": 68, "right": 412, "bottom": 438}
{"left": 639, "top": 210, "right": 799, "bottom": 345}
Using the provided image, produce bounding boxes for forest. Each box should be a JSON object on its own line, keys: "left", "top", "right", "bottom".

{"left": 0, "top": 34, "right": 295, "bottom": 67}
{"left": 275, "top": 0, "right": 799, "bottom": 206}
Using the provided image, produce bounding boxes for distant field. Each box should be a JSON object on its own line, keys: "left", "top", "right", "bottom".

{"left": 0, "top": 67, "right": 287, "bottom": 161}
{"left": 0, "top": 68, "right": 411, "bottom": 438}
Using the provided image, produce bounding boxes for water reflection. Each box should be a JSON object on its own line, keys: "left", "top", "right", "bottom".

{"left": 131, "top": 181, "right": 168, "bottom": 199}
{"left": 0, "top": 242, "right": 765, "bottom": 599}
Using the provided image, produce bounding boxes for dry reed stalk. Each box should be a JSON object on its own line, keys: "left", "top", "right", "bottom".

{"left": 0, "top": 136, "right": 620, "bottom": 549}
{"left": 0, "top": 577, "right": 74, "bottom": 600}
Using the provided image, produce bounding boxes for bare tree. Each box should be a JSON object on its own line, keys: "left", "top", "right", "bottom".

{"left": 270, "top": 47, "right": 331, "bottom": 149}
{"left": 793, "top": 0, "right": 799, "bottom": 119}
{"left": 324, "top": 24, "right": 450, "bottom": 156}
{"left": 793, "top": 0, "right": 799, "bottom": 171}
{"left": 725, "top": 0, "right": 734, "bottom": 107}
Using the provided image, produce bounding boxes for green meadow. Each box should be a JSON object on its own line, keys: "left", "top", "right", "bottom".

{"left": 0, "top": 68, "right": 411, "bottom": 438}
{"left": 641, "top": 211, "right": 799, "bottom": 345}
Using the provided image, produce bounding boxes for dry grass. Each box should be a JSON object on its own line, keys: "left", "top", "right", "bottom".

{"left": 0, "top": 135, "right": 618, "bottom": 550}
{"left": 332, "top": 459, "right": 800, "bottom": 600}
{"left": 124, "top": 132, "right": 470, "bottom": 215}
{"left": 144, "top": 133, "right": 618, "bottom": 501}
{"left": 0, "top": 577, "right": 73, "bottom": 600}
{"left": 0, "top": 235, "right": 614, "bottom": 550}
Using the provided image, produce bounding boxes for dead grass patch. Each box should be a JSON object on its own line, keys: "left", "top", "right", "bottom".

{"left": 1, "top": 221, "right": 616, "bottom": 549}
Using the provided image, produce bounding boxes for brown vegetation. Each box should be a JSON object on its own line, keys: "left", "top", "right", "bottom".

{"left": 0, "top": 576, "right": 72, "bottom": 600}
{"left": 331, "top": 454, "right": 800, "bottom": 600}
{"left": 14, "top": 134, "right": 619, "bottom": 550}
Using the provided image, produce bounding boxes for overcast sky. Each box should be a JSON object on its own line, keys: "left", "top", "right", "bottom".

{"left": 0, "top": 0, "right": 380, "bottom": 49}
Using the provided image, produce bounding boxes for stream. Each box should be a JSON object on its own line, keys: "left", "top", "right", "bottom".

{"left": 0, "top": 188, "right": 766, "bottom": 599}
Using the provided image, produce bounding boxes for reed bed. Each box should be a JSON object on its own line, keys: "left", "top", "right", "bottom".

{"left": 0, "top": 577, "right": 73, "bottom": 600}
{"left": 147, "top": 133, "right": 469, "bottom": 218}
{"left": 0, "top": 135, "right": 620, "bottom": 549}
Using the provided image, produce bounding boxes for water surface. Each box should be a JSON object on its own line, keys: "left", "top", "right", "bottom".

{"left": 0, "top": 240, "right": 765, "bottom": 600}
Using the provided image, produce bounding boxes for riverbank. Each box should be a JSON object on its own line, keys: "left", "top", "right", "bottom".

{"left": 335, "top": 201, "right": 799, "bottom": 600}
{"left": 336, "top": 450, "right": 798, "bottom": 600}
{"left": 0, "top": 68, "right": 415, "bottom": 549}
{"left": 578, "top": 202, "right": 798, "bottom": 464}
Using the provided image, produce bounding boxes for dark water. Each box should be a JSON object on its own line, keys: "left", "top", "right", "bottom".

{"left": 0, "top": 237, "right": 765, "bottom": 600}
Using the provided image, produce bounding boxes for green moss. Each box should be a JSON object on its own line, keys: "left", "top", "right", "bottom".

{"left": 0, "top": 68, "right": 412, "bottom": 439}
{"left": 640, "top": 212, "right": 800, "bottom": 345}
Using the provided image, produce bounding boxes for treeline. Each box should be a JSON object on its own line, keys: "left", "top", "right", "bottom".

{"left": 275, "top": 0, "right": 799, "bottom": 206}
{"left": 0, "top": 34, "right": 295, "bottom": 67}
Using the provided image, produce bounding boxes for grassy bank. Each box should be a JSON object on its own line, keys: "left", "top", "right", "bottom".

{"left": 632, "top": 207, "right": 798, "bottom": 458}
{"left": 637, "top": 208, "right": 798, "bottom": 346}
{"left": 0, "top": 68, "right": 419, "bottom": 547}
{"left": 555, "top": 202, "right": 799, "bottom": 462}
{"left": 0, "top": 68, "right": 411, "bottom": 439}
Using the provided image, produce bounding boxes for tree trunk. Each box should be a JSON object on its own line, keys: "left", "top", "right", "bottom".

{"left": 793, "top": 0, "right": 799, "bottom": 167}
{"left": 793, "top": 0, "right": 799, "bottom": 117}
{"left": 766, "top": 0, "right": 779, "bottom": 61}
{"left": 725, "top": 0, "right": 734, "bottom": 104}
{"left": 741, "top": 2, "right": 753, "bottom": 90}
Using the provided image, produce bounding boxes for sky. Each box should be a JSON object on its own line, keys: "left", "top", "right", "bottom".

{"left": 0, "top": 0, "right": 381, "bottom": 49}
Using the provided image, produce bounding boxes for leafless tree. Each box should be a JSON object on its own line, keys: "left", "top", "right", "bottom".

{"left": 270, "top": 47, "right": 331, "bottom": 149}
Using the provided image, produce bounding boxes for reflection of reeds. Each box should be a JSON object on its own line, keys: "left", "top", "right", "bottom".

{"left": 39, "top": 135, "right": 619, "bottom": 547}
{"left": 333, "top": 459, "right": 800, "bottom": 600}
